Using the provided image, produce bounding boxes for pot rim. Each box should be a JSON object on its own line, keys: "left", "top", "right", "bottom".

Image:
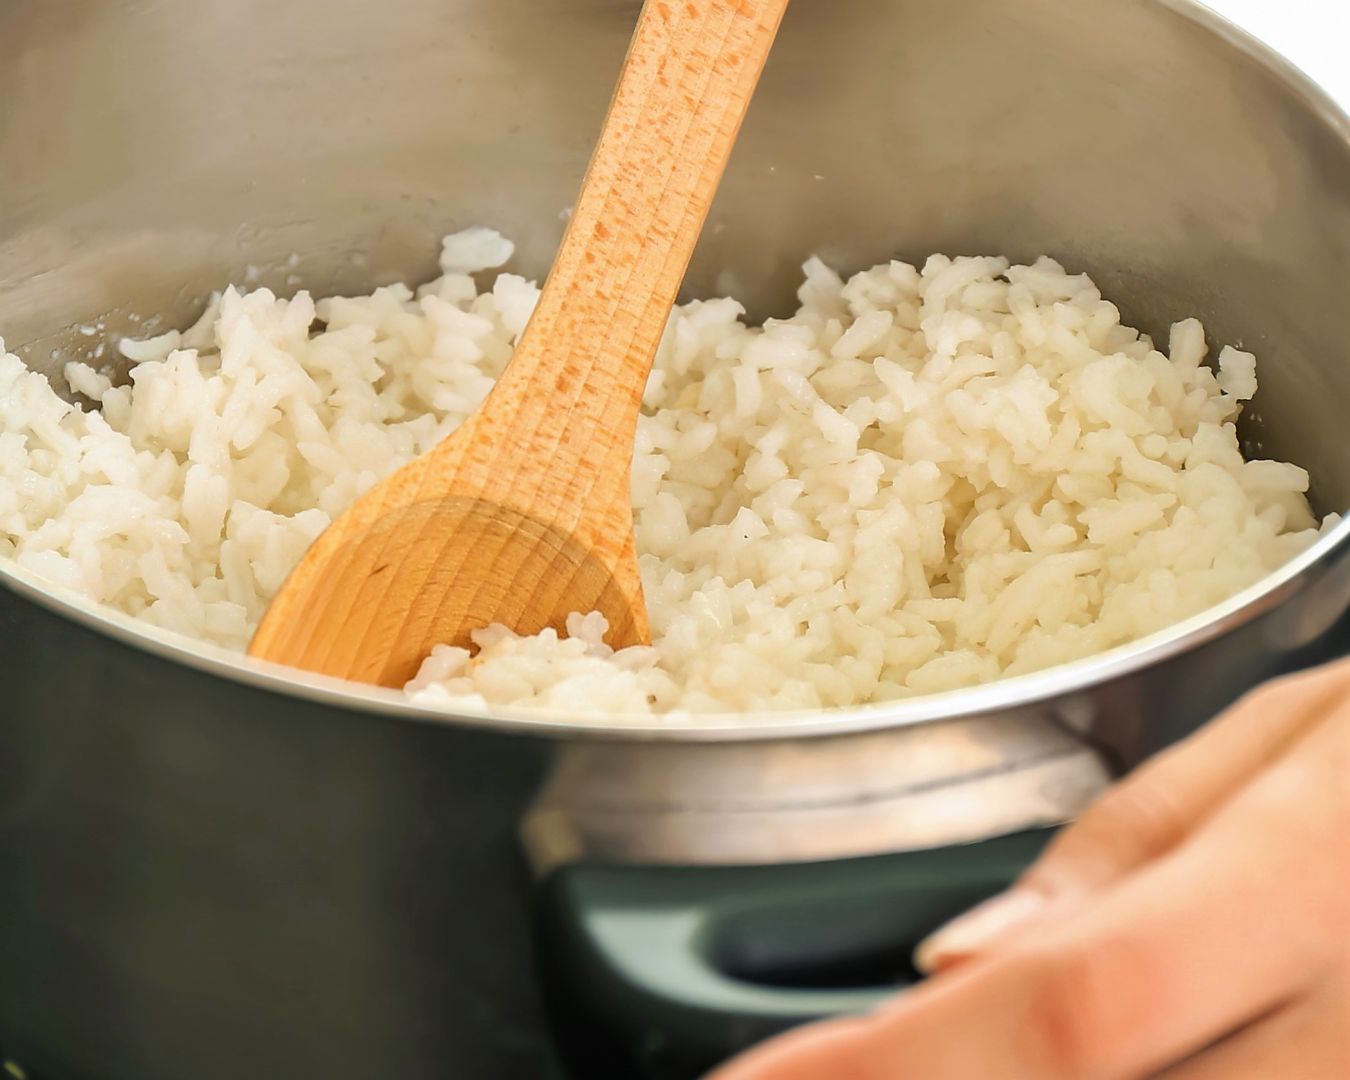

{"left": 2, "top": 0, "right": 1348, "bottom": 744}
{"left": 3, "top": 520, "right": 1346, "bottom": 741}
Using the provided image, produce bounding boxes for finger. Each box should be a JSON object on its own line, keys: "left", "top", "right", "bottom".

{"left": 704, "top": 1013, "right": 893, "bottom": 1080}
{"left": 721, "top": 705, "right": 1350, "bottom": 1080}
{"left": 917, "top": 658, "right": 1350, "bottom": 972}
{"left": 1029, "top": 658, "right": 1350, "bottom": 896}
{"left": 1157, "top": 977, "right": 1350, "bottom": 1080}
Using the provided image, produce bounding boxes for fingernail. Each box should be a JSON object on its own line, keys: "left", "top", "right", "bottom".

{"left": 914, "top": 889, "right": 1047, "bottom": 975}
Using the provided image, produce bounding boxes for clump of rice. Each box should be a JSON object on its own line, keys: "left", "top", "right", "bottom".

{"left": 0, "top": 230, "right": 1333, "bottom": 715}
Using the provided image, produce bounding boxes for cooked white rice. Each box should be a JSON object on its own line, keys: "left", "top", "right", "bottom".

{"left": 0, "top": 230, "right": 1333, "bottom": 715}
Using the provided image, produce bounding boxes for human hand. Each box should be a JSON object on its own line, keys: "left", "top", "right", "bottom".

{"left": 711, "top": 657, "right": 1350, "bottom": 1079}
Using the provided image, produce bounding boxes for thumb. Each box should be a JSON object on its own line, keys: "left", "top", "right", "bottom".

{"left": 915, "top": 656, "right": 1350, "bottom": 973}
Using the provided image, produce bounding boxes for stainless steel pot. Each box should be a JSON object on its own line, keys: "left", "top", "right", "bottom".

{"left": 1, "top": 1, "right": 1348, "bottom": 1078}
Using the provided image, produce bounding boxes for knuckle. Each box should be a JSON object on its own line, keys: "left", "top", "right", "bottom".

{"left": 1032, "top": 778, "right": 1189, "bottom": 888}
{"left": 1325, "top": 710, "right": 1350, "bottom": 790}
{"left": 1090, "top": 778, "right": 1191, "bottom": 847}
{"left": 1258, "top": 659, "right": 1350, "bottom": 700}
{"left": 1024, "top": 948, "right": 1110, "bottom": 1077}
{"left": 1242, "top": 675, "right": 1317, "bottom": 723}
{"left": 1243, "top": 661, "right": 1350, "bottom": 728}
{"left": 1021, "top": 937, "right": 1155, "bottom": 1079}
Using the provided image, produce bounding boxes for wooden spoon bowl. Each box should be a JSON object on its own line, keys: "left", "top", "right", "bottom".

{"left": 250, "top": 0, "right": 788, "bottom": 687}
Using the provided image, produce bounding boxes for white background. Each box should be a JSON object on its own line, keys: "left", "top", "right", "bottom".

{"left": 1206, "top": 0, "right": 1350, "bottom": 106}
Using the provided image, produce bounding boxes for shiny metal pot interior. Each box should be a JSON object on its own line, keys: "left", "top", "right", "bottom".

{"left": 1, "top": 1, "right": 1349, "bottom": 1078}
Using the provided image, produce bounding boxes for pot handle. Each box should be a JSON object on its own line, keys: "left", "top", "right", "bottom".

{"left": 534, "top": 829, "right": 1053, "bottom": 1079}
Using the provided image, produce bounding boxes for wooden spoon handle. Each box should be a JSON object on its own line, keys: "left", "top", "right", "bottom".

{"left": 471, "top": 0, "right": 788, "bottom": 498}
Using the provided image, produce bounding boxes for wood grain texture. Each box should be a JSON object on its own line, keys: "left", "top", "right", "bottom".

{"left": 250, "top": 0, "right": 789, "bottom": 687}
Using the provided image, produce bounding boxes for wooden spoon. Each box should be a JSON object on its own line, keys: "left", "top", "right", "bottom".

{"left": 249, "top": 0, "right": 789, "bottom": 687}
